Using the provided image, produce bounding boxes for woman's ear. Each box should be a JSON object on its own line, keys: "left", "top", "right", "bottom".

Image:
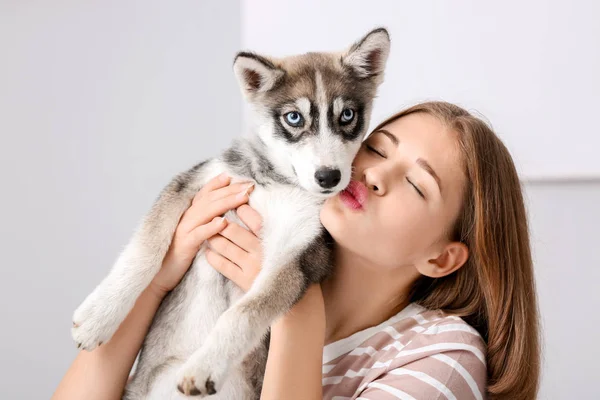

{"left": 416, "top": 242, "right": 469, "bottom": 278}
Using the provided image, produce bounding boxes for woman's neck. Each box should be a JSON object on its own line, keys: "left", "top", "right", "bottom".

{"left": 321, "top": 245, "right": 418, "bottom": 345}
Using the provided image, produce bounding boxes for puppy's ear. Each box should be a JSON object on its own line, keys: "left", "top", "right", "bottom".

{"left": 233, "top": 52, "right": 285, "bottom": 97}
{"left": 342, "top": 27, "right": 391, "bottom": 79}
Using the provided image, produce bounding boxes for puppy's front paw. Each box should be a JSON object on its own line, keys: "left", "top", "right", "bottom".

{"left": 176, "top": 354, "right": 226, "bottom": 397}
{"left": 71, "top": 291, "right": 124, "bottom": 351}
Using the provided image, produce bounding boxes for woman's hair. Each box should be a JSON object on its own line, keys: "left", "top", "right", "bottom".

{"left": 373, "top": 102, "right": 540, "bottom": 399}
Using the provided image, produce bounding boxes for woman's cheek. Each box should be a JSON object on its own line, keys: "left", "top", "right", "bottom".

{"left": 380, "top": 211, "right": 424, "bottom": 254}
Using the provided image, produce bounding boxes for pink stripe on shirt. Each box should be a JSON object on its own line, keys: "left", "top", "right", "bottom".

{"left": 322, "top": 304, "right": 486, "bottom": 399}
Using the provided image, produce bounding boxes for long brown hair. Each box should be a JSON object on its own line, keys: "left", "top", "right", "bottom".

{"left": 373, "top": 102, "right": 540, "bottom": 399}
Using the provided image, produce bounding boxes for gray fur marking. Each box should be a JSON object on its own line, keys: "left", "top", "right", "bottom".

{"left": 222, "top": 138, "right": 291, "bottom": 186}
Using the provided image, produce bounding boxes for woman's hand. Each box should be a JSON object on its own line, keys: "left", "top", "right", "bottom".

{"left": 205, "top": 204, "right": 264, "bottom": 292}
{"left": 150, "top": 173, "right": 255, "bottom": 296}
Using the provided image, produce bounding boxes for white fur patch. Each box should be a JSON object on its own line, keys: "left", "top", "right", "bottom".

{"left": 294, "top": 97, "right": 311, "bottom": 118}
{"left": 315, "top": 70, "right": 328, "bottom": 107}
{"left": 333, "top": 97, "right": 345, "bottom": 116}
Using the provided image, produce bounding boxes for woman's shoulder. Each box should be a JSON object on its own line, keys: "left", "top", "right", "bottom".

{"left": 322, "top": 304, "right": 487, "bottom": 400}
{"left": 323, "top": 303, "right": 485, "bottom": 364}
{"left": 408, "top": 307, "right": 487, "bottom": 355}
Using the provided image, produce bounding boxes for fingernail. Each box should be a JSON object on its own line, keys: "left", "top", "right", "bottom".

{"left": 219, "top": 172, "right": 229, "bottom": 182}
{"left": 237, "top": 183, "right": 254, "bottom": 199}
{"left": 213, "top": 216, "right": 225, "bottom": 224}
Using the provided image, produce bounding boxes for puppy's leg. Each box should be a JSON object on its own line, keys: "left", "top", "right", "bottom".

{"left": 176, "top": 257, "right": 305, "bottom": 396}
{"left": 71, "top": 165, "right": 206, "bottom": 350}
{"left": 240, "top": 333, "right": 269, "bottom": 400}
{"left": 175, "top": 226, "right": 332, "bottom": 397}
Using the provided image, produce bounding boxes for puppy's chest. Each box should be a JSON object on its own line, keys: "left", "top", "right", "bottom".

{"left": 246, "top": 184, "right": 324, "bottom": 240}
{"left": 166, "top": 185, "right": 322, "bottom": 349}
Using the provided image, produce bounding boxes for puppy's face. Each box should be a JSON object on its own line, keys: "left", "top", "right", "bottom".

{"left": 234, "top": 28, "right": 390, "bottom": 196}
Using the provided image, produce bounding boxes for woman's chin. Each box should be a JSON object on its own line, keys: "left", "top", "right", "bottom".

{"left": 321, "top": 196, "right": 358, "bottom": 243}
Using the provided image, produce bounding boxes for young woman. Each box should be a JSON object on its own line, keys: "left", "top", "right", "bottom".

{"left": 53, "top": 101, "right": 540, "bottom": 399}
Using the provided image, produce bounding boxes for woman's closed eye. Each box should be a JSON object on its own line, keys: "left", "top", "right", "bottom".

{"left": 366, "top": 144, "right": 386, "bottom": 158}
{"left": 406, "top": 177, "right": 425, "bottom": 199}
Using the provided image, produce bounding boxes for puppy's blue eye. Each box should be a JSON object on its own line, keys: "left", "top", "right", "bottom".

{"left": 340, "top": 108, "right": 355, "bottom": 124}
{"left": 284, "top": 111, "right": 304, "bottom": 127}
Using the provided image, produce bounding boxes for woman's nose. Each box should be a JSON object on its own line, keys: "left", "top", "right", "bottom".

{"left": 363, "top": 167, "right": 386, "bottom": 195}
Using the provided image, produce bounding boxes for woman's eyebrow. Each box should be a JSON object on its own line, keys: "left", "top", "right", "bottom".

{"left": 374, "top": 129, "right": 399, "bottom": 146}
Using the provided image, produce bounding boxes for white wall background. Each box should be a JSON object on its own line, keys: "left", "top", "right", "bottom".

{"left": 1, "top": 1, "right": 598, "bottom": 399}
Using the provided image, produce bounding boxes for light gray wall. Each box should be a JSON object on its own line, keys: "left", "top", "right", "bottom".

{"left": 526, "top": 181, "right": 600, "bottom": 400}
{"left": 0, "top": 1, "right": 241, "bottom": 398}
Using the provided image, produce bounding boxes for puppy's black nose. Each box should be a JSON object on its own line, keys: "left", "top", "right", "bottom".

{"left": 315, "top": 168, "right": 341, "bottom": 189}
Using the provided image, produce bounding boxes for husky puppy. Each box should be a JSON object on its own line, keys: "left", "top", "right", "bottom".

{"left": 71, "top": 28, "right": 390, "bottom": 399}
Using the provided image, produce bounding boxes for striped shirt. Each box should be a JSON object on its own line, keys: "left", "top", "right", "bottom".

{"left": 322, "top": 303, "right": 487, "bottom": 399}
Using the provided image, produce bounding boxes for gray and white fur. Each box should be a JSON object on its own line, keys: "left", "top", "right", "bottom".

{"left": 71, "top": 28, "right": 390, "bottom": 399}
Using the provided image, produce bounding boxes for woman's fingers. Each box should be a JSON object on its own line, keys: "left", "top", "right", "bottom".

{"left": 180, "top": 183, "right": 255, "bottom": 233}
{"left": 236, "top": 204, "right": 263, "bottom": 235}
{"left": 201, "top": 204, "right": 263, "bottom": 293}
{"left": 189, "top": 217, "right": 228, "bottom": 246}
{"left": 205, "top": 248, "right": 244, "bottom": 286}
{"left": 218, "top": 222, "right": 261, "bottom": 253}
{"left": 156, "top": 174, "right": 258, "bottom": 293}
{"left": 193, "top": 180, "right": 249, "bottom": 206}
{"left": 207, "top": 181, "right": 255, "bottom": 202}
{"left": 205, "top": 183, "right": 255, "bottom": 219}
{"left": 207, "top": 234, "right": 249, "bottom": 268}
{"left": 195, "top": 172, "right": 230, "bottom": 198}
